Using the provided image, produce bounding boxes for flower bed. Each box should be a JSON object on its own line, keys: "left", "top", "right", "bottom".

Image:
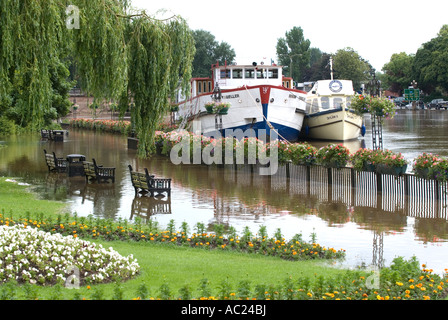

{"left": 70, "top": 118, "right": 131, "bottom": 134}
{"left": 0, "top": 224, "right": 140, "bottom": 286}
{"left": 1, "top": 211, "right": 447, "bottom": 300}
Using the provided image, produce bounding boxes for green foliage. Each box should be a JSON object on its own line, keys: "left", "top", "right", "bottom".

{"left": 125, "top": 15, "right": 195, "bottom": 157}
{"left": 414, "top": 25, "right": 448, "bottom": 95}
{"left": 382, "top": 52, "right": 415, "bottom": 95}
{"left": 192, "top": 30, "right": 235, "bottom": 78}
{"left": 276, "top": 26, "right": 311, "bottom": 81}
{"left": 0, "top": 117, "right": 17, "bottom": 136}
{"left": 333, "top": 47, "right": 371, "bottom": 91}
{"left": 0, "top": 1, "right": 195, "bottom": 152}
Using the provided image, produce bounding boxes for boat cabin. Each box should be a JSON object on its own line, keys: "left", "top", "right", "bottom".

{"left": 305, "top": 80, "right": 355, "bottom": 114}
{"left": 183, "top": 62, "right": 294, "bottom": 99}
{"left": 212, "top": 62, "right": 284, "bottom": 90}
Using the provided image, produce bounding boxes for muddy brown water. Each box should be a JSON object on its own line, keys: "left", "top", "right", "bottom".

{"left": 1, "top": 109, "right": 448, "bottom": 273}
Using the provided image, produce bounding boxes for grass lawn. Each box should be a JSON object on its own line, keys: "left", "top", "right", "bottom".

{"left": 0, "top": 177, "right": 350, "bottom": 300}
{"left": 3, "top": 177, "right": 446, "bottom": 302}
{"left": 0, "top": 177, "right": 67, "bottom": 216}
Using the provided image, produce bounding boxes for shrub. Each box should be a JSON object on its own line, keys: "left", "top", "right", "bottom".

{"left": 0, "top": 117, "right": 17, "bottom": 136}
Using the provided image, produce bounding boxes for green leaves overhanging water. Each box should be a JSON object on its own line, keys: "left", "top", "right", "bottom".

{"left": 0, "top": 0, "right": 195, "bottom": 157}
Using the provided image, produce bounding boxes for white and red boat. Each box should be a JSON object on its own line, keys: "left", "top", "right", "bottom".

{"left": 174, "top": 61, "right": 307, "bottom": 142}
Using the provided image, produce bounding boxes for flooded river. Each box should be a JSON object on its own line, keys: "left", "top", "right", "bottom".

{"left": 1, "top": 109, "right": 448, "bottom": 274}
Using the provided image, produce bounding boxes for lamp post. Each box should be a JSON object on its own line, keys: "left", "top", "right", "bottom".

{"left": 368, "top": 68, "right": 383, "bottom": 150}
{"left": 368, "top": 68, "right": 381, "bottom": 97}
{"left": 411, "top": 80, "right": 418, "bottom": 111}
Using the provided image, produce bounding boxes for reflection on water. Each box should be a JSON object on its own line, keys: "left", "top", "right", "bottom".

{"left": 1, "top": 110, "right": 448, "bottom": 273}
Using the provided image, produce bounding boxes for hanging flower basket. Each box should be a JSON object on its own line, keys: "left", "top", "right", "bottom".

{"left": 369, "top": 149, "right": 408, "bottom": 176}
{"left": 205, "top": 102, "right": 215, "bottom": 114}
{"left": 316, "top": 144, "right": 351, "bottom": 168}
{"left": 351, "top": 148, "right": 377, "bottom": 172}
{"left": 376, "top": 164, "right": 408, "bottom": 176}
{"left": 218, "top": 106, "right": 230, "bottom": 115}
{"left": 204, "top": 102, "right": 231, "bottom": 114}
{"left": 412, "top": 153, "right": 443, "bottom": 180}
{"left": 350, "top": 94, "right": 396, "bottom": 120}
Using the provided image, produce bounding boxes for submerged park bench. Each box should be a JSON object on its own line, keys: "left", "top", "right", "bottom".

{"left": 43, "top": 149, "right": 67, "bottom": 173}
{"left": 128, "top": 165, "right": 171, "bottom": 197}
{"left": 83, "top": 158, "right": 116, "bottom": 183}
{"left": 41, "top": 129, "right": 65, "bottom": 141}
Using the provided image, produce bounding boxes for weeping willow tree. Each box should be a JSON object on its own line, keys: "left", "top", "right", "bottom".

{"left": 0, "top": 0, "right": 195, "bottom": 157}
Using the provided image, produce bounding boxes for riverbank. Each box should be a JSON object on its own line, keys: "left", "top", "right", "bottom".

{"left": 1, "top": 177, "right": 447, "bottom": 301}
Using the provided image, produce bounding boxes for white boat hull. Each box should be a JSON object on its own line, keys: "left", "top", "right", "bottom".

{"left": 303, "top": 108, "right": 363, "bottom": 141}
{"left": 178, "top": 85, "right": 306, "bottom": 142}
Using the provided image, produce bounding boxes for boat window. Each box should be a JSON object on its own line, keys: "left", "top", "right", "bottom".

{"left": 208, "top": 81, "right": 212, "bottom": 92}
{"left": 346, "top": 96, "right": 352, "bottom": 107}
{"left": 311, "top": 98, "right": 319, "bottom": 113}
{"left": 268, "top": 69, "right": 279, "bottom": 79}
{"left": 333, "top": 98, "right": 343, "bottom": 108}
{"left": 321, "top": 97, "right": 330, "bottom": 110}
{"left": 197, "top": 81, "right": 202, "bottom": 93}
{"left": 220, "top": 69, "right": 231, "bottom": 79}
{"left": 232, "top": 69, "right": 243, "bottom": 79}
{"left": 245, "top": 69, "right": 255, "bottom": 79}
{"left": 305, "top": 99, "right": 312, "bottom": 113}
{"left": 257, "top": 69, "right": 267, "bottom": 79}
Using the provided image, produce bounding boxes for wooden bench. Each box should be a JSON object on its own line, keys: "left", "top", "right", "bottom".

{"left": 49, "top": 130, "right": 65, "bottom": 142}
{"left": 41, "top": 129, "right": 49, "bottom": 139}
{"left": 83, "top": 158, "right": 115, "bottom": 183}
{"left": 128, "top": 165, "right": 171, "bottom": 197}
{"left": 43, "top": 149, "right": 67, "bottom": 173}
{"left": 83, "top": 161, "right": 96, "bottom": 182}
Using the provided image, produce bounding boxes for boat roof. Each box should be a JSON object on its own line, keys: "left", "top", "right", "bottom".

{"left": 308, "top": 80, "right": 355, "bottom": 96}
{"left": 213, "top": 64, "right": 283, "bottom": 69}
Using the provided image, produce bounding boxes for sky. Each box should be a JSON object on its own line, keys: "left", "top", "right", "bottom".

{"left": 130, "top": 0, "right": 447, "bottom": 72}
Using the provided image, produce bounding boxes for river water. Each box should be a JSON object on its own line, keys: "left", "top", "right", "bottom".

{"left": 1, "top": 109, "right": 448, "bottom": 274}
